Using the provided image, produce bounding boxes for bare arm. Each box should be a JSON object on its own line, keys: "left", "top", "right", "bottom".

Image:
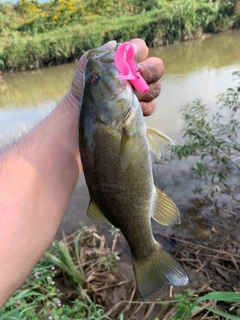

{"left": 0, "top": 39, "right": 163, "bottom": 307}
{"left": 0, "top": 92, "right": 81, "bottom": 305}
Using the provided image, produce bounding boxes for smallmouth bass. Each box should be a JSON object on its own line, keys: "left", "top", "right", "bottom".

{"left": 79, "top": 47, "right": 189, "bottom": 299}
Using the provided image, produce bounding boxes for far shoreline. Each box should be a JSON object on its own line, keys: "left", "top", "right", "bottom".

{"left": 1, "top": 28, "right": 239, "bottom": 75}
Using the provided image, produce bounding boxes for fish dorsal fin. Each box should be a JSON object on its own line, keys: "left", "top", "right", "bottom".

{"left": 87, "top": 200, "right": 110, "bottom": 224}
{"left": 147, "top": 127, "right": 175, "bottom": 145}
{"left": 152, "top": 187, "right": 180, "bottom": 225}
{"left": 120, "top": 128, "right": 136, "bottom": 171}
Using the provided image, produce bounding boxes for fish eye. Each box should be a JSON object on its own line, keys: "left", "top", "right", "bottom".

{"left": 91, "top": 73, "right": 99, "bottom": 84}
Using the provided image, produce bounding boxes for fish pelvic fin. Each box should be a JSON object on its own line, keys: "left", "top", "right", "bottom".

{"left": 87, "top": 200, "right": 110, "bottom": 224}
{"left": 152, "top": 187, "right": 181, "bottom": 225}
{"left": 132, "top": 242, "right": 189, "bottom": 300}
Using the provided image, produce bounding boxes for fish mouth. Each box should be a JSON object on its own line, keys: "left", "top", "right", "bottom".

{"left": 86, "top": 47, "right": 135, "bottom": 109}
{"left": 104, "top": 80, "right": 134, "bottom": 103}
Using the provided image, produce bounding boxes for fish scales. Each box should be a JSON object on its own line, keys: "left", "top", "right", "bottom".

{"left": 82, "top": 119, "right": 155, "bottom": 259}
{"left": 79, "top": 47, "right": 189, "bottom": 299}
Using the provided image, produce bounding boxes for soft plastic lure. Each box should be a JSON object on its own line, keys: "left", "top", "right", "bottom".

{"left": 114, "top": 42, "right": 149, "bottom": 94}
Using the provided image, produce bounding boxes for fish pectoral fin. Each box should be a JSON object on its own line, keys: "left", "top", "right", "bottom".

{"left": 146, "top": 129, "right": 161, "bottom": 157}
{"left": 152, "top": 187, "right": 180, "bottom": 225}
{"left": 132, "top": 241, "right": 189, "bottom": 300}
{"left": 120, "top": 129, "right": 136, "bottom": 171}
{"left": 147, "top": 127, "right": 175, "bottom": 145}
{"left": 87, "top": 200, "right": 110, "bottom": 224}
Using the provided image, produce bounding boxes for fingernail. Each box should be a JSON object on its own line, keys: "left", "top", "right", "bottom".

{"left": 100, "top": 40, "right": 117, "bottom": 51}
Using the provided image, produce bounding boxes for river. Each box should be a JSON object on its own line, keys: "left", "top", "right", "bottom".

{"left": 1, "top": 30, "right": 240, "bottom": 245}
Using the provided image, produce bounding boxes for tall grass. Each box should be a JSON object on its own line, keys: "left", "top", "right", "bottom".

{"left": 0, "top": 226, "right": 114, "bottom": 319}
{"left": 0, "top": 0, "right": 239, "bottom": 71}
{"left": 2, "top": 228, "right": 239, "bottom": 319}
{"left": 185, "top": 292, "right": 240, "bottom": 319}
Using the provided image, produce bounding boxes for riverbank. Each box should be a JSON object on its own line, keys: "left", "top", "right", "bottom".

{"left": 0, "top": 0, "right": 240, "bottom": 72}
{"left": 1, "top": 225, "right": 239, "bottom": 319}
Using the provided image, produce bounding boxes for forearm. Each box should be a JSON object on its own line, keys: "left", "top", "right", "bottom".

{"left": 0, "top": 91, "right": 81, "bottom": 306}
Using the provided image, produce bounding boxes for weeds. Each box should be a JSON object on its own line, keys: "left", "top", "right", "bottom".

{"left": 0, "top": 260, "right": 65, "bottom": 319}
{"left": 171, "top": 289, "right": 196, "bottom": 320}
{"left": 0, "top": 225, "right": 115, "bottom": 319}
{"left": 45, "top": 228, "right": 87, "bottom": 288}
{"left": 185, "top": 291, "right": 240, "bottom": 320}
{"left": 169, "top": 71, "right": 240, "bottom": 202}
{"left": 0, "top": 0, "right": 239, "bottom": 71}
{"left": 1, "top": 225, "right": 239, "bottom": 319}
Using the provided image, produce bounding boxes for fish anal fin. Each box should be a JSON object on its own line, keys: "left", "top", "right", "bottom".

{"left": 87, "top": 200, "right": 110, "bottom": 224}
{"left": 152, "top": 187, "right": 180, "bottom": 225}
{"left": 132, "top": 242, "right": 189, "bottom": 299}
{"left": 147, "top": 127, "right": 175, "bottom": 145}
{"left": 120, "top": 128, "right": 136, "bottom": 171}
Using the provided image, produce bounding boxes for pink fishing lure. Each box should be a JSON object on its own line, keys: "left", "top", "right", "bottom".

{"left": 114, "top": 42, "right": 149, "bottom": 94}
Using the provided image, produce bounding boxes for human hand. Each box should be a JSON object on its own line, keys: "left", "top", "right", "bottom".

{"left": 68, "top": 39, "right": 164, "bottom": 116}
{"left": 129, "top": 38, "right": 164, "bottom": 116}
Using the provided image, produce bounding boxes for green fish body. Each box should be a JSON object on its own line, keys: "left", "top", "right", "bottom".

{"left": 79, "top": 48, "right": 189, "bottom": 299}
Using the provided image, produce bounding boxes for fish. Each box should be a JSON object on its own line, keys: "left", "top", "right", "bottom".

{"left": 79, "top": 46, "right": 189, "bottom": 299}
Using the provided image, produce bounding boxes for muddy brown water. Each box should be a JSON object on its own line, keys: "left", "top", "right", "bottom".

{"left": 0, "top": 30, "right": 240, "bottom": 249}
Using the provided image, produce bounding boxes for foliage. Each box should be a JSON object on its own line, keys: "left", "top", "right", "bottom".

{"left": 14, "top": 0, "right": 133, "bottom": 34}
{"left": 170, "top": 289, "right": 196, "bottom": 319}
{"left": 185, "top": 291, "right": 240, "bottom": 319}
{"left": 158, "top": 290, "right": 240, "bottom": 319}
{"left": 0, "top": 259, "right": 81, "bottom": 319}
{"left": 131, "top": 0, "right": 159, "bottom": 12}
{"left": 1, "top": 224, "right": 239, "bottom": 319}
{"left": 0, "top": 226, "right": 111, "bottom": 319}
{"left": 170, "top": 71, "right": 240, "bottom": 202}
{"left": 0, "top": 0, "right": 240, "bottom": 71}
{"left": 167, "top": 73, "right": 240, "bottom": 319}
{"left": 45, "top": 232, "right": 87, "bottom": 289}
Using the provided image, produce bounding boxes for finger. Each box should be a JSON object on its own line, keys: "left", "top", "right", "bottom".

{"left": 138, "top": 57, "right": 164, "bottom": 84}
{"left": 139, "top": 100, "right": 156, "bottom": 117}
{"left": 129, "top": 38, "right": 149, "bottom": 63}
{"left": 100, "top": 40, "right": 117, "bottom": 51}
{"left": 134, "top": 81, "right": 161, "bottom": 102}
{"left": 78, "top": 40, "right": 117, "bottom": 73}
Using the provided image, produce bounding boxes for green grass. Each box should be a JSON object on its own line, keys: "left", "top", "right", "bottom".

{"left": 0, "top": 226, "right": 111, "bottom": 319}
{"left": 1, "top": 225, "right": 239, "bottom": 319}
{"left": 0, "top": 0, "right": 240, "bottom": 71}
{"left": 185, "top": 292, "right": 240, "bottom": 320}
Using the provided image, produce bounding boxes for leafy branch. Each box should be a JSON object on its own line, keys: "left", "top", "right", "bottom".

{"left": 169, "top": 71, "right": 240, "bottom": 200}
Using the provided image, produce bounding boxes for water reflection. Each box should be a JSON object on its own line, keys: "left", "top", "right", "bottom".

{"left": 0, "top": 64, "right": 76, "bottom": 108}
{"left": 151, "top": 30, "right": 240, "bottom": 74}
{"left": 0, "top": 63, "right": 77, "bottom": 144}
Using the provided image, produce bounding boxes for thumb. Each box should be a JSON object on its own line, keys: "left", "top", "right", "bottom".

{"left": 78, "top": 40, "right": 117, "bottom": 73}
{"left": 71, "top": 41, "right": 118, "bottom": 102}
{"left": 99, "top": 40, "right": 117, "bottom": 51}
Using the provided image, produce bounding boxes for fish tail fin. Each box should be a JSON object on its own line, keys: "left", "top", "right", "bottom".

{"left": 132, "top": 242, "right": 189, "bottom": 299}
